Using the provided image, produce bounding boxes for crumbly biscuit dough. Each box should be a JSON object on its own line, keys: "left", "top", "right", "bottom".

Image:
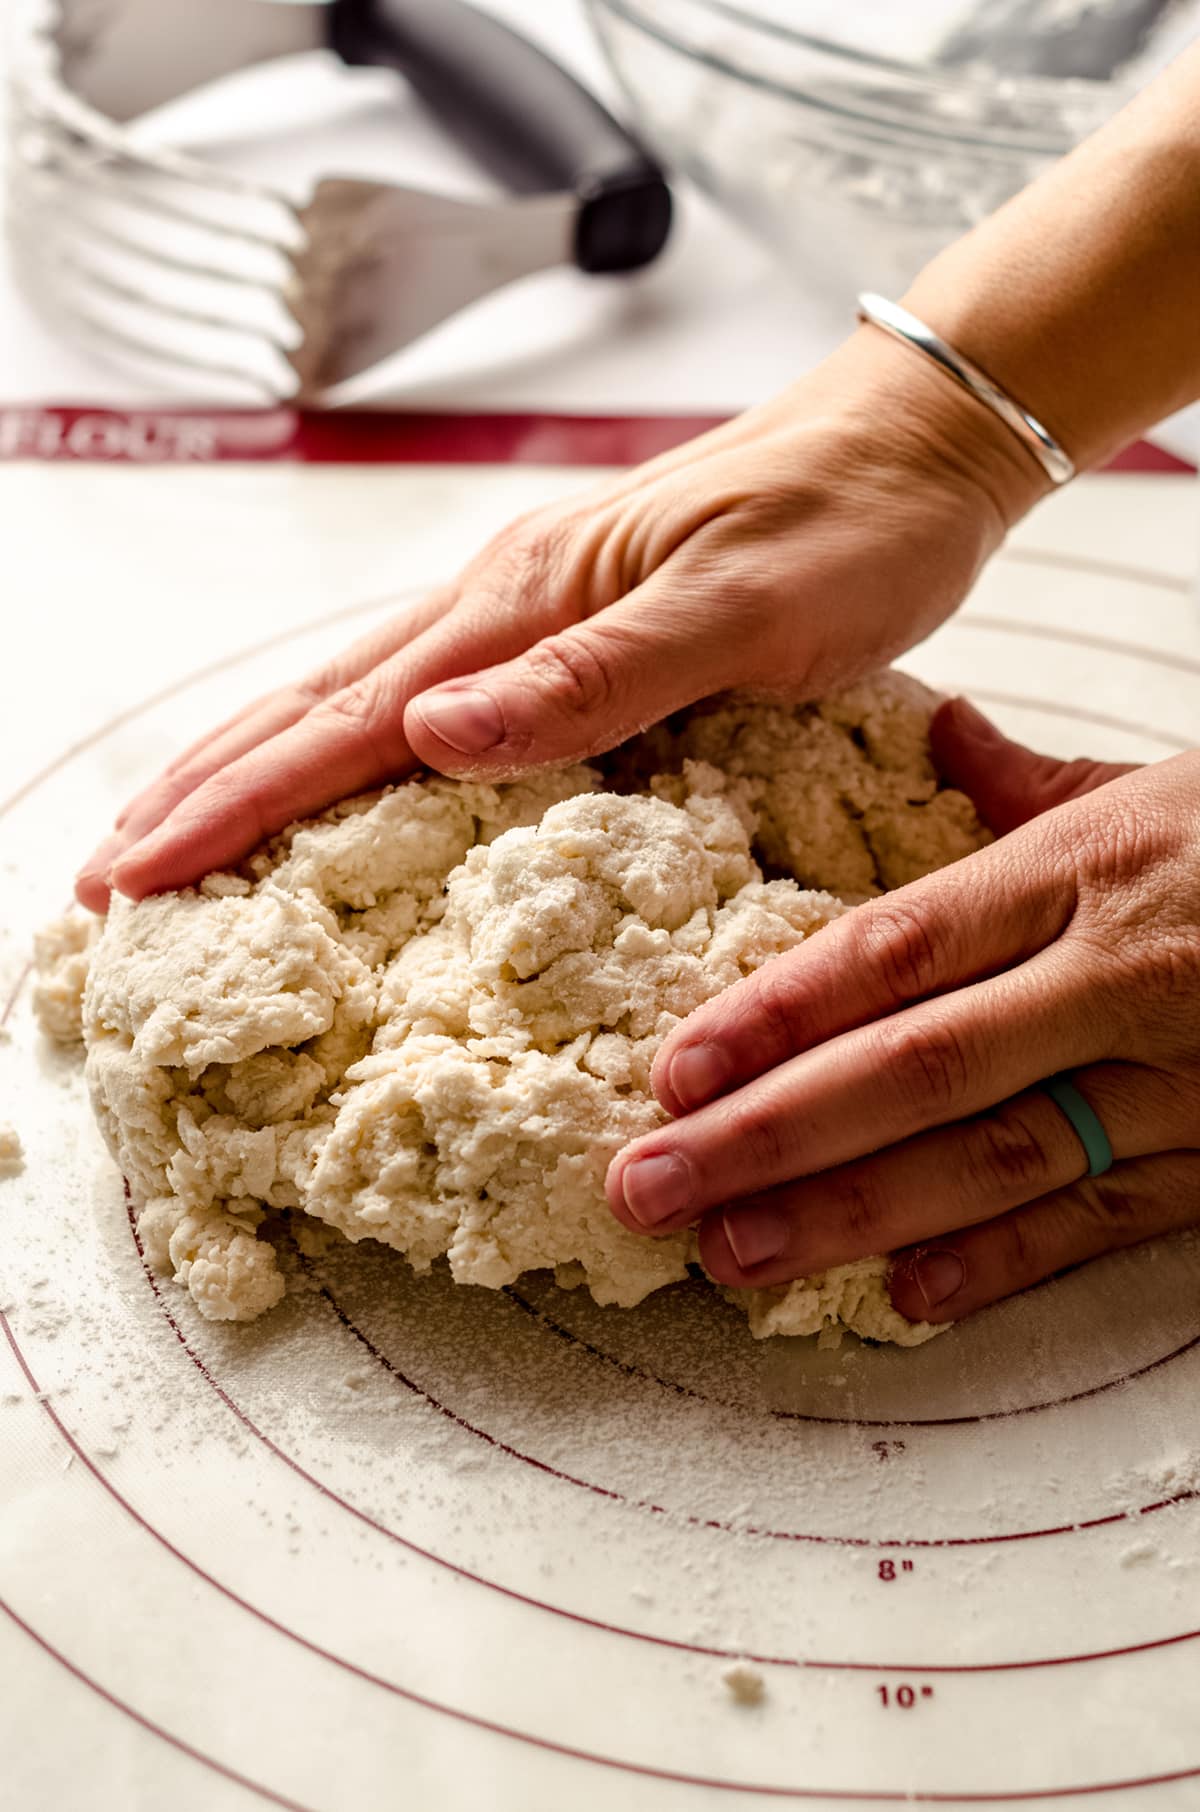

{"left": 56, "top": 675, "right": 985, "bottom": 1341}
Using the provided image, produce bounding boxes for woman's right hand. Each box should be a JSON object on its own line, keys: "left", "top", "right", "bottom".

{"left": 77, "top": 326, "right": 1044, "bottom": 911}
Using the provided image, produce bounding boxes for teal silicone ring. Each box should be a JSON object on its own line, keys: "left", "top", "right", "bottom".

{"left": 1041, "top": 1074, "right": 1114, "bottom": 1178}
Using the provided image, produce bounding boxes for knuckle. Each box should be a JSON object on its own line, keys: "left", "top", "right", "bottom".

{"left": 722, "top": 1095, "right": 787, "bottom": 1176}
{"left": 310, "top": 678, "right": 402, "bottom": 771}
{"left": 313, "top": 676, "right": 396, "bottom": 746}
{"left": 1163, "top": 1151, "right": 1200, "bottom": 1204}
{"left": 187, "top": 764, "right": 237, "bottom": 812}
{"left": 179, "top": 767, "right": 268, "bottom": 850}
{"left": 857, "top": 898, "right": 945, "bottom": 1005}
{"left": 1000, "top": 1209, "right": 1041, "bottom": 1282}
{"left": 1076, "top": 1175, "right": 1142, "bottom": 1235}
{"left": 484, "top": 509, "right": 573, "bottom": 588}
{"left": 833, "top": 1173, "right": 887, "bottom": 1246}
{"left": 1144, "top": 931, "right": 1200, "bottom": 1009}
{"left": 877, "top": 1014, "right": 970, "bottom": 1120}
{"left": 523, "top": 632, "right": 616, "bottom": 718}
{"left": 1161, "top": 1073, "right": 1200, "bottom": 1142}
{"left": 291, "top": 673, "right": 337, "bottom": 712}
{"left": 968, "top": 1105, "right": 1052, "bottom": 1196}
{"left": 316, "top": 681, "right": 377, "bottom": 731}
{"left": 1071, "top": 791, "right": 1168, "bottom": 895}
{"left": 1072, "top": 898, "right": 1198, "bottom": 1059}
{"left": 743, "top": 958, "right": 807, "bottom": 1057}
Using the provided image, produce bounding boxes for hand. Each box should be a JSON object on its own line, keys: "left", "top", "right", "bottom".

{"left": 76, "top": 328, "right": 1045, "bottom": 910}
{"left": 606, "top": 701, "right": 1200, "bottom": 1326}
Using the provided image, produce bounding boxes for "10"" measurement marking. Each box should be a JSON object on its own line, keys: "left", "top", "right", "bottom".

{"left": 876, "top": 1684, "right": 935, "bottom": 1709}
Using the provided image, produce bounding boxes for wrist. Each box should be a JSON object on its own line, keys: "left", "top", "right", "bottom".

{"left": 899, "top": 65, "right": 1200, "bottom": 477}
{"left": 813, "top": 325, "right": 1053, "bottom": 537}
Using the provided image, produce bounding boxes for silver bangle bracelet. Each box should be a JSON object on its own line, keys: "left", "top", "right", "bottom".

{"left": 855, "top": 291, "right": 1076, "bottom": 487}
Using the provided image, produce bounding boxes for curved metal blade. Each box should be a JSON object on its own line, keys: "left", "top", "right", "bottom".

{"left": 51, "top": 0, "right": 329, "bottom": 122}
{"left": 289, "top": 181, "right": 575, "bottom": 396}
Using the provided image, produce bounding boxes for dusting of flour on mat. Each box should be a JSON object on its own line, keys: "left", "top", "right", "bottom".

{"left": 40, "top": 673, "right": 987, "bottom": 1344}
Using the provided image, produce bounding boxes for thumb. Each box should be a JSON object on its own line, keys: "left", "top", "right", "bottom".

{"left": 403, "top": 579, "right": 746, "bottom": 777}
{"left": 931, "top": 697, "right": 1138, "bottom": 834}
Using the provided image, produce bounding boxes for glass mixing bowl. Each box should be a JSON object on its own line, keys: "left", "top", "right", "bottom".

{"left": 587, "top": 0, "right": 1162, "bottom": 298}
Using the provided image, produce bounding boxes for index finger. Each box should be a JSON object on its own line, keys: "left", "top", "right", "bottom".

{"left": 76, "top": 589, "right": 461, "bottom": 910}
{"left": 608, "top": 942, "right": 1100, "bottom": 1239}
{"left": 116, "top": 590, "right": 459, "bottom": 833}
{"left": 106, "top": 582, "right": 567, "bottom": 898}
{"left": 651, "top": 832, "right": 1073, "bottom": 1116}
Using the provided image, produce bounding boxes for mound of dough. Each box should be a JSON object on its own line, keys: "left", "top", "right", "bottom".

{"left": 75, "top": 671, "right": 986, "bottom": 1343}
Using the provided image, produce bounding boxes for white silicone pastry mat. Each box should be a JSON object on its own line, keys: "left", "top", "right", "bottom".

{"left": 2, "top": 460, "right": 1199, "bottom": 1811}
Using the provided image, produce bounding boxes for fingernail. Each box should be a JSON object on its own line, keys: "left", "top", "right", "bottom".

{"left": 910, "top": 1248, "right": 965, "bottom": 1309}
{"left": 413, "top": 688, "right": 505, "bottom": 756}
{"left": 723, "top": 1205, "right": 788, "bottom": 1270}
{"left": 669, "top": 1042, "right": 731, "bottom": 1110}
{"left": 620, "top": 1153, "right": 692, "bottom": 1228}
{"left": 74, "top": 867, "right": 110, "bottom": 910}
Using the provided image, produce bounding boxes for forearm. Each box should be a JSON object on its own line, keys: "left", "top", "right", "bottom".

{"left": 901, "top": 39, "right": 1200, "bottom": 474}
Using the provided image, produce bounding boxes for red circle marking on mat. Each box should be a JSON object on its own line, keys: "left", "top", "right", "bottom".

{"left": 114, "top": 1198, "right": 1200, "bottom": 1674}
{"left": 5, "top": 551, "right": 1199, "bottom": 1801}
{"left": 500, "top": 1282, "right": 1200, "bottom": 1430}
{"left": 5, "top": 1320, "right": 1200, "bottom": 1806}
{"left": 313, "top": 1265, "right": 1200, "bottom": 1553}
{"left": 0, "top": 1597, "right": 316, "bottom": 1812}
{"left": 7, "top": 1304, "right": 1200, "bottom": 1812}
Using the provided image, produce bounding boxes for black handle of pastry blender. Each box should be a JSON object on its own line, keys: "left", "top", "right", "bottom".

{"left": 327, "top": 0, "right": 672, "bottom": 273}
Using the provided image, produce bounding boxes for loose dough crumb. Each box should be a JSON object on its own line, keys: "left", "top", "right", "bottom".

{"left": 33, "top": 914, "right": 99, "bottom": 1045}
{"left": 65, "top": 673, "right": 985, "bottom": 1338}
{"left": 0, "top": 1124, "right": 23, "bottom": 1174}
{"left": 721, "top": 1660, "right": 766, "bottom": 1705}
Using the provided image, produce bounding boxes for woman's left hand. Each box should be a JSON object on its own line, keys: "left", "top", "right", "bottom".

{"left": 606, "top": 699, "right": 1200, "bottom": 1325}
